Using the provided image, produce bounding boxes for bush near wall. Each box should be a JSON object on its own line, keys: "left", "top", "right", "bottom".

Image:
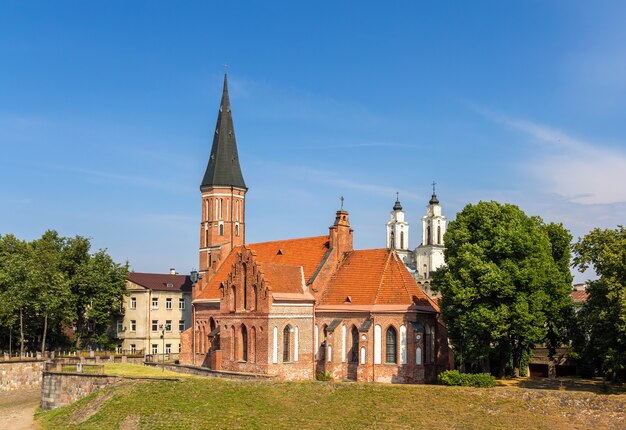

{"left": 438, "top": 370, "right": 496, "bottom": 387}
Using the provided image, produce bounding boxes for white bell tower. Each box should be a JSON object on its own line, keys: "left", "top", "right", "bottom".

{"left": 414, "top": 182, "right": 447, "bottom": 279}
{"left": 386, "top": 193, "right": 411, "bottom": 265}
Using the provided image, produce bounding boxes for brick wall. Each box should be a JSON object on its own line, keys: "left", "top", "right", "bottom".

{"left": 0, "top": 360, "right": 45, "bottom": 391}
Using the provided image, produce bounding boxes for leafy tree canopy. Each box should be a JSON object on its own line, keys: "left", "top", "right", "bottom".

{"left": 573, "top": 226, "right": 626, "bottom": 382}
{"left": 432, "top": 201, "right": 573, "bottom": 377}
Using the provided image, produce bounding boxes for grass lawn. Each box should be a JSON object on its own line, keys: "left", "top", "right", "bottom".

{"left": 101, "top": 363, "right": 190, "bottom": 379}
{"left": 35, "top": 367, "right": 626, "bottom": 430}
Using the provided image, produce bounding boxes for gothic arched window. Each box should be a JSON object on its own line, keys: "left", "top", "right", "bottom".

{"left": 350, "top": 326, "right": 359, "bottom": 363}
{"left": 243, "top": 264, "right": 248, "bottom": 310}
{"left": 385, "top": 326, "right": 397, "bottom": 364}
{"left": 400, "top": 231, "right": 404, "bottom": 249}
{"left": 230, "top": 286, "right": 236, "bottom": 311}
{"left": 427, "top": 226, "right": 431, "bottom": 245}
{"left": 283, "top": 325, "right": 291, "bottom": 362}
{"left": 241, "top": 325, "right": 248, "bottom": 362}
{"left": 437, "top": 226, "right": 441, "bottom": 244}
{"left": 219, "top": 223, "right": 224, "bottom": 236}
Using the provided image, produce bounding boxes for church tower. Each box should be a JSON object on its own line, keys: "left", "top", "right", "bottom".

{"left": 386, "top": 193, "right": 411, "bottom": 264}
{"left": 198, "top": 74, "right": 247, "bottom": 283}
{"left": 414, "top": 183, "right": 447, "bottom": 279}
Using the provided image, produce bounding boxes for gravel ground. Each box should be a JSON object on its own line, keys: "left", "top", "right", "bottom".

{"left": 0, "top": 388, "right": 40, "bottom": 430}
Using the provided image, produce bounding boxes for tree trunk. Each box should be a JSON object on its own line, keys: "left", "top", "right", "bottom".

{"left": 19, "top": 308, "right": 24, "bottom": 357}
{"left": 41, "top": 311, "right": 48, "bottom": 355}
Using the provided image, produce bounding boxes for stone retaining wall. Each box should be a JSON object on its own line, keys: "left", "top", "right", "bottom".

{"left": 0, "top": 360, "right": 45, "bottom": 392}
{"left": 41, "top": 371, "right": 121, "bottom": 410}
{"left": 144, "top": 362, "right": 275, "bottom": 380}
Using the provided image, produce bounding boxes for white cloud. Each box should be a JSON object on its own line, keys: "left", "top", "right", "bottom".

{"left": 475, "top": 107, "right": 626, "bottom": 205}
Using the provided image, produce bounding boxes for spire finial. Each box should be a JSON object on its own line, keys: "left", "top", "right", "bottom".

{"left": 429, "top": 181, "right": 439, "bottom": 205}
{"left": 340, "top": 196, "right": 344, "bottom": 210}
{"left": 393, "top": 192, "right": 403, "bottom": 211}
{"left": 224, "top": 64, "right": 229, "bottom": 74}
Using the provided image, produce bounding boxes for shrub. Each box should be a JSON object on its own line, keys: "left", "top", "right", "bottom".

{"left": 438, "top": 370, "right": 496, "bottom": 387}
{"left": 316, "top": 371, "right": 332, "bottom": 381}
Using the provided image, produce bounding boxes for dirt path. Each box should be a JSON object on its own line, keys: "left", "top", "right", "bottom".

{"left": 0, "top": 388, "right": 40, "bottom": 430}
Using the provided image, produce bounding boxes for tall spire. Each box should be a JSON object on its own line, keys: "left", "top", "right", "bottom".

{"left": 201, "top": 74, "right": 247, "bottom": 190}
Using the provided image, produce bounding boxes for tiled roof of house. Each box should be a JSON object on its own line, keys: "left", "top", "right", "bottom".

{"left": 128, "top": 272, "right": 192, "bottom": 292}
{"left": 197, "top": 235, "right": 330, "bottom": 300}
{"left": 570, "top": 289, "right": 588, "bottom": 303}
{"left": 319, "top": 249, "right": 438, "bottom": 310}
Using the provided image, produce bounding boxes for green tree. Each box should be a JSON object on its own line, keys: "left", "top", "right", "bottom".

{"left": 73, "top": 249, "right": 128, "bottom": 349}
{"left": 0, "top": 234, "right": 31, "bottom": 356}
{"left": 432, "top": 201, "right": 574, "bottom": 377}
{"left": 573, "top": 226, "right": 626, "bottom": 382}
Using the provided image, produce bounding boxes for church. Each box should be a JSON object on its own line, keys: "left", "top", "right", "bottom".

{"left": 179, "top": 75, "right": 452, "bottom": 383}
{"left": 385, "top": 187, "right": 448, "bottom": 298}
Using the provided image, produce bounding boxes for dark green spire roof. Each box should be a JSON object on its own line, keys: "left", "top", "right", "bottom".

{"left": 201, "top": 74, "right": 247, "bottom": 191}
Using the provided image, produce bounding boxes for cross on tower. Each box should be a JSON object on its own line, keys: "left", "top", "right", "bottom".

{"left": 223, "top": 64, "right": 229, "bottom": 73}
{"left": 340, "top": 196, "right": 344, "bottom": 210}
{"left": 432, "top": 181, "right": 437, "bottom": 195}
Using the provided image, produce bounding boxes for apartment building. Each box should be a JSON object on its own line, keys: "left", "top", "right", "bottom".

{"left": 114, "top": 269, "right": 192, "bottom": 357}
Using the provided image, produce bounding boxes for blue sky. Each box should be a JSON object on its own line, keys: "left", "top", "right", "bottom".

{"left": 2, "top": 1, "right": 625, "bottom": 282}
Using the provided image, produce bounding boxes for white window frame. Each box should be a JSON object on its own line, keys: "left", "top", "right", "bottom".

{"left": 116, "top": 321, "right": 123, "bottom": 333}
{"left": 179, "top": 320, "right": 185, "bottom": 332}
{"left": 165, "top": 320, "right": 172, "bottom": 332}
{"left": 151, "top": 297, "right": 158, "bottom": 310}
{"left": 166, "top": 298, "right": 173, "bottom": 310}
{"left": 151, "top": 320, "right": 158, "bottom": 331}
{"left": 130, "top": 297, "right": 137, "bottom": 309}
{"left": 165, "top": 344, "right": 172, "bottom": 354}
{"left": 130, "top": 320, "right": 136, "bottom": 332}
{"left": 151, "top": 344, "right": 158, "bottom": 355}
{"left": 179, "top": 298, "right": 185, "bottom": 310}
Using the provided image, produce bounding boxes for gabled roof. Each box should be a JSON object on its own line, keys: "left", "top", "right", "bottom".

{"left": 196, "top": 235, "right": 330, "bottom": 300}
{"left": 201, "top": 74, "right": 246, "bottom": 190}
{"left": 570, "top": 289, "right": 588, "bottom": 303}
{"left": 128, "top": 272, "right": 192, "bottom": 292}
{"left": 319, "top": 249, "right": 438, "bottom": 311}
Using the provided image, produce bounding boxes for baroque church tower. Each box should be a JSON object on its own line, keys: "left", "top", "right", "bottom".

{"left": 386, "top": 193, "right": 411, "bottom": 265}
{"left": 414, "top": 184, "right": 447, "bottom": 280}
{"left": 197, "top": 74, "right": 247, "bottom": 290}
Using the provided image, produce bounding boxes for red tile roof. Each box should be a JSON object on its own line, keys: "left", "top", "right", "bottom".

{"left": 257, "top": 263, "right": 304, "bottom": 294}
{"left": 128, "top": 272, "right": 192, "bottom": 292}
{"left": 319, "top": 249, "right": 438, "bottom": 311}
{"left": 197, "top": 235, "right": 330, "bottom": 300}
{"left": 570, "top": 289, "right": 588, "bottom": 303}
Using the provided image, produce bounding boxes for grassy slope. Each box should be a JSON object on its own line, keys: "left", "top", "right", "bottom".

{"left": 36, "top": 376, "right": 626, "bottom": 430}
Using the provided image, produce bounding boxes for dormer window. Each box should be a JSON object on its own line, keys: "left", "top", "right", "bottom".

{"left": 277, "top": 249, "right": 283, "bottom": 255}
{"left": 166, "top": 283, "right": 174, "bottom": 288}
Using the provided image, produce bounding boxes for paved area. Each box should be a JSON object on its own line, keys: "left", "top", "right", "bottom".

{"left": 0, "top": 388, "right": 39, "bottom": 430}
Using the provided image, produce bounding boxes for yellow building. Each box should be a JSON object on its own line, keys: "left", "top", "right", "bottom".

{"left": 114, "top": 270, "right": 192, "bottom": 358}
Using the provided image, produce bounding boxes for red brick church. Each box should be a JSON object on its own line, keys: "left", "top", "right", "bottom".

{"left": 179, "top": 75, "right": 452, "bottom": 382}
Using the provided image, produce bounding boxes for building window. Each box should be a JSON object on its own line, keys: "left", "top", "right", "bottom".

{"left": 437, "top": 226, "right": 442, "bottom": 244}
{"left": 151, "top": 344, "right": 158, "bottom": 355}
{"left": 165, "top": 320, "right": 172, "bottom": 332}
{"left": 130, "top": 344, "right": 136, "bottom": 354}
{"left": 179, "top": 298, "right": 185, "bottom": 310}
{"left": 386, "top": 326, "right": 397, "bottom": 364}
{"left": 130, "top": 297, "right": 136, "bottom": 309}
{"left": 166, "top": 298, "right": 173, "bottom": 309}
{"left": 116, "top": 321, "right": 123, "bottom": 333}
{"left": 179, "top": 320, "right": 185, "bottom": 332}
{"left": 230, "top": 286, "right": 236, "bottom": 311}
{"left": 165, "top": 344, "right": 172, "bottom": 354}
{"left": 350, "top": 326, "right": 359, "bottom": 363}
{"left": 400, "top": 231, "right": 404, "bottom": 249}
{"left": 283, "top": 325, "right": 291, "bottom": 362}
{"left": 235, "top": 223, "right": 240, "bottom": 236}
{"left": 130, "top": 320, "right": 136, "bottom": 332}
{"left": 152, "top": 297, "right": 158, "bottom": 309}
{"left": 241, "top": 325, "right": 248, "bottom": 362}
{"left": 219, "top": 223, "right": 224, "bottom": 236}
{"left": 152, "top": 320, "right": 158, "bottom": 331}
{"left": 427, "top": 226, "right": 431, "bottom": 245}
